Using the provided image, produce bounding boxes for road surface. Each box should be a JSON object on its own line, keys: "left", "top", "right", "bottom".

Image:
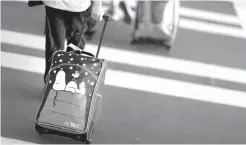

{"left": 1, "top": 1, "right": 246, "bottom": 144}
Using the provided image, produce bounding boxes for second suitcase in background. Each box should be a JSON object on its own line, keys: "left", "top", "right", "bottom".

{"left": 131, "top": 0, "right": 180, "bottom": 50}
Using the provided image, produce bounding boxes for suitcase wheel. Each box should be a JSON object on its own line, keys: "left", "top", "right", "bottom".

{"left": 130, "top": 35, "right": 139, "bottom": 44}
{"left": 130, "top": 32, "right": 142, "bottom": 45}
{"left": 35, "top": 123, "right": 49, "bottom": 135}
{"left": 84, "top": 135, "right": 92, "bottom": 144}
{"left": 74, "top": 134, "right": 91, "bottom": 144}
{"left": 85, "top": 140, "right": 91, "bottom": 144}
{"left": 165, "top": 45, "right": 171, "bottom": 51}
{"left": 130, "top": 39, "right": 137, "bottom": 45}
{"left": 163, "top": 43, "right": 171, "bottom": 51}
{"left": 130, "top": 38, "right": 146, "bottom": 45}
{"left": 160, "top": 40, "right": 171, "bottom": 51}
{"left": 75, "top": 135, "right": 82, "bottom": 140}
{"left": 85, "top": 127, "right": 95, "bottom": 144}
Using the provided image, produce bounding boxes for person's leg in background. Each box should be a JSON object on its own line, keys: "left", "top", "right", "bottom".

{"left": 44, "top": 6, "right": 66, "bottom": 83}
{"left": 105, "top": 0, "right": 122, "bottom": 21}
{"left": 105, "top": 0, "right": 117, "bottom": 17}
{"left": 105, "top": 0, "right": 134, "bottom": 24}
{"left": 119, "top": 0, "right": 134, "bottom": 24}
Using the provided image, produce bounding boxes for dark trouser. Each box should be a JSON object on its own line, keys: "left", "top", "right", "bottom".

{"left": 44, "top": 6, "right": 90, "bottom": 83}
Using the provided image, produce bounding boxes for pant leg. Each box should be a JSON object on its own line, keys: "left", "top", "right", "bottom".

{"left": 119, "top": 1, "right": 132, "bottom": 24}
{"left": 66, "top": 10, "right": 89, "bottom": 50}
{"left": 44, "top": 6, "right": 66, "bottom": 83}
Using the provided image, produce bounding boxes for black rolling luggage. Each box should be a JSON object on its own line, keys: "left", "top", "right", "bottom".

{"left": 35, "top": 15, "right": 110, "bottom": 144}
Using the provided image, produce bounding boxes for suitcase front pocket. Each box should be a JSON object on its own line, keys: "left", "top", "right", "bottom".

{"left": 42, "top": 97, "right": 87, "bottom": 119}
{"left": 38, "top": 110, "right": 86, "bottom": 132}
{"left": 39, "top": 98, "right": 88, "bottom": 131}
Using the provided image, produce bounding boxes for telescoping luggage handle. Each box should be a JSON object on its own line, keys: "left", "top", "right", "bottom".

{"left": 96, "top": 15, "right": 110, "bottom": 57}
{"left": 73, "top": 15, "right": 110, "bottom": 58}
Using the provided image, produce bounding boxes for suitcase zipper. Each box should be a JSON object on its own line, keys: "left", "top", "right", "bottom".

{"left": 47, "top": 63, "right": 98, "bottom": 80}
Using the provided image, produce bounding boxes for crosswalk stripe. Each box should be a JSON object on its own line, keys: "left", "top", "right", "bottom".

{"left": 20, "top": 0, "right": 243, "bottom": 28}
{"left": 180, "top": 7, "right": 241, "bottom": 26}
{"left": 179, "top": 18, "right": 246, "bottom": 39}
{"left": 1, "top": 137, "right": 39, "bottom": 145}
{"left": 5, "top": 1, "right": 246, "bottom": 38}
{"left": 2, "top": 30, "right": 246, "bottom": 85}
{"left": 233, "top": 1, "right": 246, "bottom": 32}
{"left": 1, "top": 51, "right": 246, "bottom": 109}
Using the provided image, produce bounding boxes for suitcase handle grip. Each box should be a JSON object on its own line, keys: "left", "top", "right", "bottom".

{"left": 27, "top": 0, "right": 44, "bottom": 7}
{"left": 76, "top": 14, "right": 110, "bottom": 58}
{"left": 103, "top": 15, "right": 110, "bottom": 21}
{"left": 72, "top": 50, "right": 95, "bottom": 57}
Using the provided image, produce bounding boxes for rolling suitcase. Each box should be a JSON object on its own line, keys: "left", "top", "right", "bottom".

{"left": 131, "top": 0, "right": 180, "bottom": 50}
{"left": 35, "top": 15, "right": 110, "bottom": 144}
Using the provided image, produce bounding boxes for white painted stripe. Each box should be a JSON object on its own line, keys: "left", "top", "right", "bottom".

{"left": 1, "top": 51, "right": 246, "bottom": 109}
{"left": 1, "top": 136, "right": 39, "bottom": 145}
{"left": 179, "top": 18, "right": 246, "bottom": 39}
{"left": 233, "top": 1, "right": 246, "bottom": 32}
{"left": 2, "top": 30, "right": 246, "bottom": 84}
{"left": 11, "top": 0, "right": 243, "bottom": 27}
{"left": 1, "top": 51, "right": 46, "bottom": 74}
{"left": 4, "top": 0, "right": 246, "bottom": 38}
{"left": 180, "top": 7, "right": 241, "bottom": 26}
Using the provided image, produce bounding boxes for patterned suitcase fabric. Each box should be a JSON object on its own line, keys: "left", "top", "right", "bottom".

{"left": 37, "top": 50, "right": 107, "bottom": 133}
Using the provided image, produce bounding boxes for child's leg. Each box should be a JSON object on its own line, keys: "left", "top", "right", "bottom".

{"left": 44, "top": 6, "right": 66, "bottom": 83}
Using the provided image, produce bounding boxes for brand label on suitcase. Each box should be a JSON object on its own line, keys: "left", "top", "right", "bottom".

{"left": 64, "top": 121, "right": 84, "bottom": 129}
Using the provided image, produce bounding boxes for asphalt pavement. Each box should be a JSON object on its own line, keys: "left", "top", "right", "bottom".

{"left": 1, "top": 1, "right": 246, "bottom": 144}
